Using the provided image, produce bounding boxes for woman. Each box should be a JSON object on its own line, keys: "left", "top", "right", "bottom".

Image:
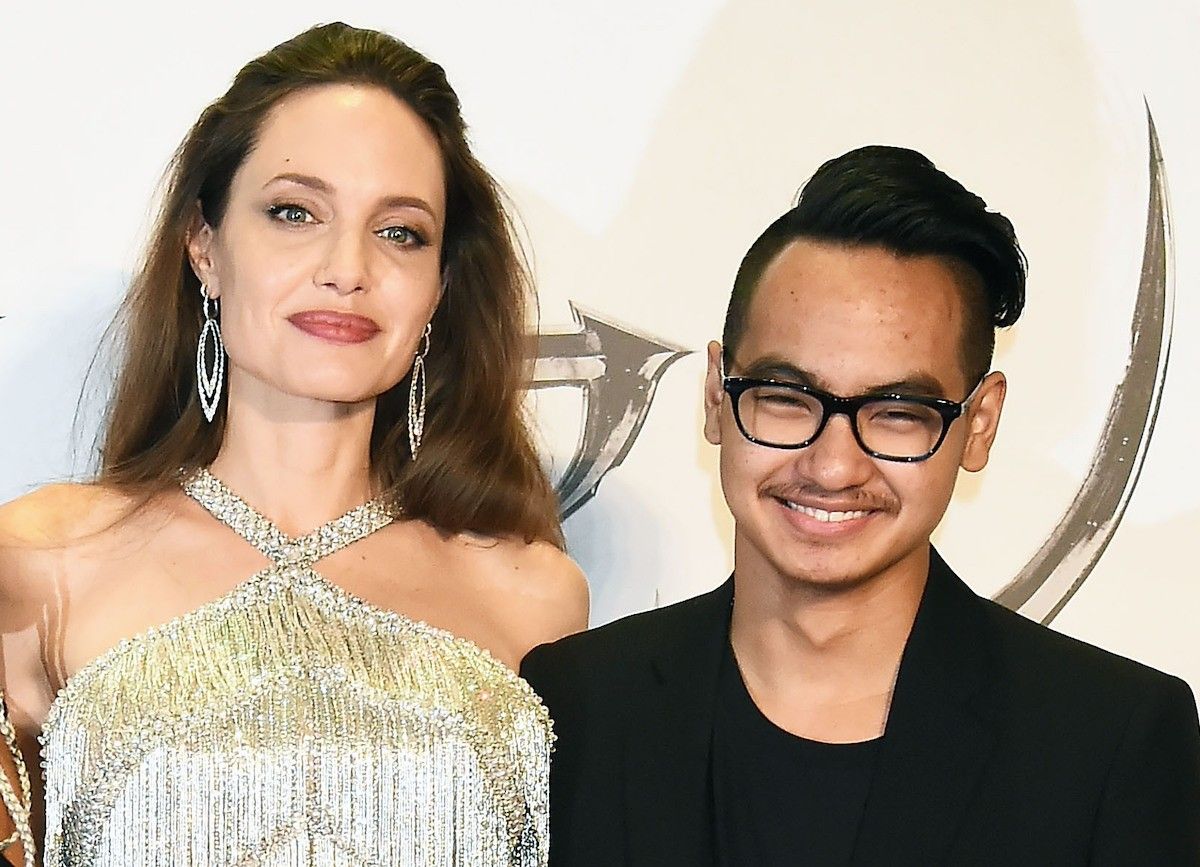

{"left": 0, "top": 22, "right": 587, "bottom": 866}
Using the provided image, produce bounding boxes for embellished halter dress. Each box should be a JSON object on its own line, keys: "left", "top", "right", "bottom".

{"left": 39, "top": 470, "right": 553, "bottom": 866}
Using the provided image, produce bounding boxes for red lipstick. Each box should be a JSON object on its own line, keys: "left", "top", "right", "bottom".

{"left": 288, "top": 310, "right": 380, "bottom": 345}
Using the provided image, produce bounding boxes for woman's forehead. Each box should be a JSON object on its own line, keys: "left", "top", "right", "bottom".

{"left": 238, "top": 84, "right": 446, "bottom": 213}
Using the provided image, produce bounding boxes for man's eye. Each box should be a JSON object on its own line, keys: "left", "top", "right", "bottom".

{"left": 752, "top": 388, "right": 815, "bottom": 412}
{"left": 377, "top": 225, "right": 427, "bottom": 247}
{"left": 758, "top": 393, "right": 804, "bottom": 408}
{"left": 867, "top": 403, "right": 938, "bottom": 428}
{"left": 267, "top": 204, "right": 313, "bottom": 224}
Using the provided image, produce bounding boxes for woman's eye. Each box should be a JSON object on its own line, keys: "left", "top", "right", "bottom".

{"left": 377, "top": 225, "right": 427, "bottom": 247}
{"left": 267, "top": 204, "right": 313, "bottom": 224}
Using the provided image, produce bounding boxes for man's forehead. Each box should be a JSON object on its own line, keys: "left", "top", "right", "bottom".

{"left": 738, "top": 241, "right": 969, "bottom": 387}
{"left": 753, "top": 240, "right": 965, "bottom": 318}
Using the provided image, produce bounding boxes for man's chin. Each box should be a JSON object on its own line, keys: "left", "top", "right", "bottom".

{"left": 781, "top": 564, "right": 881, "bottom": 595}
{"left": 777, "top": 542, "right": 931, "bottom": 596}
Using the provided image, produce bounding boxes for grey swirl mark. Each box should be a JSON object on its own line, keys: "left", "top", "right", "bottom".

{"left": 996, "top": 105, "right": 1174, "bottom": 622}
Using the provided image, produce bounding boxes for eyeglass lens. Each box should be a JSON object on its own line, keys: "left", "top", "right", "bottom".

{"left": 735, "top": 384, "right": 946, "bottom": 459}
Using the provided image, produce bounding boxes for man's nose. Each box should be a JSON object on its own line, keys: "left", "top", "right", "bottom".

{"left": 796, "top": 413, "right": 876, "bottom": 489}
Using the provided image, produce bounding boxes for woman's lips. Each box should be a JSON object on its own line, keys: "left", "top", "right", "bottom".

{"left": 288, "top": 310, "right": 380, "bottom": 344}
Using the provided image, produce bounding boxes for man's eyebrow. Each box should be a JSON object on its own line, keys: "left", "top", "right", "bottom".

{"left": 732, "top": 357, "right": 825, "bottom": 387}
{"left": 263, "top": 173, "right": 437, "bottom": 219}
{"left": 731, "top": 357, "right": 950, "bottom": 398}
{"left": 866, "top": 375, "right": 949, "bottom": 398}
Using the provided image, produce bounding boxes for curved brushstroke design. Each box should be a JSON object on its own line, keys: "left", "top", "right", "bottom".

{"left": 995, "top": 104, "right": 1174, "bottom": 623}
{"left": 535, "top": 303, "right": 690, "bottom": 519}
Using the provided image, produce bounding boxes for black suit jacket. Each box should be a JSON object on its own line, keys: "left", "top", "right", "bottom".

{"left": 521, "top": 550, "right": 1200, "bottom": 865}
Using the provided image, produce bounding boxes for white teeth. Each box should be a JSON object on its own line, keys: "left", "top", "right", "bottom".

{"left": 782, "top": 501, "right": 869, "bottom": 522}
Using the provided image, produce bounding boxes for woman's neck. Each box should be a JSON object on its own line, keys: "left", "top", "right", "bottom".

{"left": 207, "top": 375, "right": 380, "bottom": 535}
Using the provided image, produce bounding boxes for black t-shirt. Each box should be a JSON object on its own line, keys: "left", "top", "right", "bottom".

{"left": 711, "top": 642, "right": 881, "bottom": 866}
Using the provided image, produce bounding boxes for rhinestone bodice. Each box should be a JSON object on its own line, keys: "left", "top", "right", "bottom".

{"left": 39, "top": 470, "right": 552, "bottom": 866}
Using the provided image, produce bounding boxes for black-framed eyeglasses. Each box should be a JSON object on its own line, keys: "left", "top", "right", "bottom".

{"left": 721, "top": 373, "right": 984, "bottom": 462}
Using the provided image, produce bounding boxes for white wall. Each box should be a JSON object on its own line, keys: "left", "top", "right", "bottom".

{"left": 1, "top": 0, "right": 1196, "bottom": 694}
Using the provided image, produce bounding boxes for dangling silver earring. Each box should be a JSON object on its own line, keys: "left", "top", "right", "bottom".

{"left": 408, "top": 322, "right": 431, "bottom": 460}
{"left": 196, "top": 284, "right": 225, "bottom": 423}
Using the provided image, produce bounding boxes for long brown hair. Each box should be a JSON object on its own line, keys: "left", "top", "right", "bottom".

{"left": 97, "top": 23, "right": 563, "bottom": 547}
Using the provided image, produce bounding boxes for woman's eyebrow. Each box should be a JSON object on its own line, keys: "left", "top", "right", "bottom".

{"left": 263, "top": 172, "right": 436, "bottom": 219}
{"left": 263, "top": 172, "right": 331, "bottom": 193}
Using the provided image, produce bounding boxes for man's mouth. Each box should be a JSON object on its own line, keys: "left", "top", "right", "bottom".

{"left": 779, "top": 500, "right": 872, "bottom": 523}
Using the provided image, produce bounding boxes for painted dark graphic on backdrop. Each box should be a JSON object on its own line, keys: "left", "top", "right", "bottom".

{"left": 535, "top": 303, "right": 689, "bottom": 519}
{"left": 997, "top": 108, "right": 1173, "bottom": 623}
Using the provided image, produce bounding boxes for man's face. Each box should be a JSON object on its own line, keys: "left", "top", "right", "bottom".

{"left": 704, "top": 239, "right": 1007, "bottom": 592}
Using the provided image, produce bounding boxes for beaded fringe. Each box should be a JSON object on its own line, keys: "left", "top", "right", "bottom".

{"left": 40, "top": 469, "right": 552, "bottom": 866}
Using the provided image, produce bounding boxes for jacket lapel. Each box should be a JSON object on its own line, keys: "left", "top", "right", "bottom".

{"left": 624, "top": 578, "right": 732, "bottom": 867}
{"left": 852, "top": 549, "right": 1000, "bottom": 864}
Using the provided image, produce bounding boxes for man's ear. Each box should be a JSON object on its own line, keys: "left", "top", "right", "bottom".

{"left": 961, "top": 371, "right": 1006, "bottom": 472}
{"left": 185, "top": 204, "right": 220, "bottom": 297}
{"left": 703, "top": 340, "right": 725, "bottom": 446}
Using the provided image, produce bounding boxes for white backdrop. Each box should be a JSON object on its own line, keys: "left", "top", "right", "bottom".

{"left": 1, "top": 1, "right": 1197, "bottom": 697}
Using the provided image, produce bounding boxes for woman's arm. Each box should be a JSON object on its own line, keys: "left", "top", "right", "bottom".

{"left": 0, "top": 690, "right": 34, "bottom": 867}
{"left": 0, "top": 484, "right": 101, "bottom": 867}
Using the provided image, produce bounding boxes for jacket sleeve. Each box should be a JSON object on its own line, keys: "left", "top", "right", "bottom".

{"left": 522, "top": 640, "right": 630, "bottom": 867}
{"left": 521, "top": 642, "right": 574, "bottom": 743}
{"left": 1089, "top": 674, "right": 1200, "bottom": 865}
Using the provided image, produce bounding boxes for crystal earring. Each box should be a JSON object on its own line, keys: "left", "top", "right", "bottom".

{"left": 408, "top": 322, "right": 431, "bottom": 460}
{"left": 196, "top": 284, "right": 225, "bottom": 423}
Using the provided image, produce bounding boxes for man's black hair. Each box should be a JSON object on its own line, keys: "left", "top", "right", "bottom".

{"left": 722, "top": 145, "right": 1027, "bottom": 386}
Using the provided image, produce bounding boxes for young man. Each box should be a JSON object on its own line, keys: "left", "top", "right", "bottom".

{"left": 522, "top": 146, "right": 1200, "bottom": 865}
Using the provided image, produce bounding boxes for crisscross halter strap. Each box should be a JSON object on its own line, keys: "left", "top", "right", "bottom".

{"left": 182, "top": 468, "right": 398, "bottom": 569}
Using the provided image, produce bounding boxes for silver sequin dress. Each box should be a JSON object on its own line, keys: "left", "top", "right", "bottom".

{"left": 40, "top": 470, "right": 553, "bottom": 866}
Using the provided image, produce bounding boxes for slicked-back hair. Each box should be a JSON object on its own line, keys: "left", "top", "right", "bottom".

{"left": 722, "top": 145, "right": 1027, "bottom": 386}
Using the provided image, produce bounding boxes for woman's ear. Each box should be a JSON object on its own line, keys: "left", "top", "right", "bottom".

{"left": 185, "top": 204, "right": 220, "bottom": 297}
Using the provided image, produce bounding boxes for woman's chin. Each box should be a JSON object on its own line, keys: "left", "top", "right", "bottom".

{"left": 238, "top": 377, "right": 389, "bottom": 411}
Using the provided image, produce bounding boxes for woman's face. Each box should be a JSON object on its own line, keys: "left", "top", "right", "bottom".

{"left": 189, "top": 83, "right": 446, "bottom": 409}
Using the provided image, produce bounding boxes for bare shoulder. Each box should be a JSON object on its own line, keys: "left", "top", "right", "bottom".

{"left": 0, "top": 482, "right": 137, "bottom": 612}
{"left": 0, "top": 482, "right": 132, "bottom": 547}
{"left": 453, "top": 533, "right": 590, "bottom": 653}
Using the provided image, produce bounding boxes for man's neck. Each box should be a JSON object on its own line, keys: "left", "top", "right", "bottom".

{"left": 728, "top": 545, "right": 929, "bottom": 743}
